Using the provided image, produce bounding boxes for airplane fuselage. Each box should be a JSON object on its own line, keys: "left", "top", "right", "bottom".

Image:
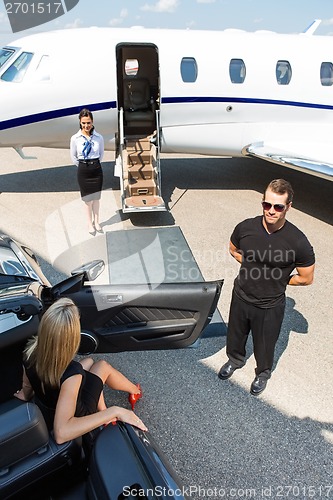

{"left": 1, "top": 26, "right": 333, "bottom": 180}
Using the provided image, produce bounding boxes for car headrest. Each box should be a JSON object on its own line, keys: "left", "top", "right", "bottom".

{"left": 0, "top": 400, "right": 49, "bottom": 469}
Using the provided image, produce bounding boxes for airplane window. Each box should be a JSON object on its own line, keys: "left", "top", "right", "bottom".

{"left": 320, "top": 62, "right": 333, "bottom": 86}
{"left": 0, "top": 48, "right": 15, "bottom": 68}
{"left": 125, "top": 59, "right": 139, "bottom": 76}
{"left": 34, "top": 55, "right": 50, "bottom": 81}
{"left": 229, "top": 59, "right": 246, "bottom": 84}
{"left": 181, "top": 57, "right": 198, "bottom": 83}
{"left": 276, "top": 60, "right": 292, "bottom": 85}
{"left": 1, "top": 51, "right": 33, "bottom": 82}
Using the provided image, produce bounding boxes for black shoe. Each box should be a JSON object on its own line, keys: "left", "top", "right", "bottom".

{"left": 250, "top": 376, "right": 267, "bottom": 396}
{"left": 218, "top": 362, "right": 238, "bottom": 380}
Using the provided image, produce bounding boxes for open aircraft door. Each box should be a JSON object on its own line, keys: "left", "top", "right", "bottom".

{"left": 115, "top": 43, "right": 166, "bottom": 213}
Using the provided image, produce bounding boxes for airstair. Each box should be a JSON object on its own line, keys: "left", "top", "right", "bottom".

{"left": 116, "top": 109, "right": 166, "bottom": 213}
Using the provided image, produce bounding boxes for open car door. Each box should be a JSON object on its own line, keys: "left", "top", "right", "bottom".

{"left": 49, "top": 227, "right": 224, "bottom": 355}
{"left": 60, "top": 279, "right": 222, "bottom": 354}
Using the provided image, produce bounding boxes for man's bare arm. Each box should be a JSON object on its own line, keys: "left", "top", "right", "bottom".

{"left": 288, "top": 264, "right": 315, "bottom": 286}
{"left": 229, "top": 240, "right": 243, "bottom": 264}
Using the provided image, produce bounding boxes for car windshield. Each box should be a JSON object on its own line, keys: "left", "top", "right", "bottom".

{"left": 0, "top": 247, "right": 29, "bottom": 276}
{"left": 9, "top": 241, "right": 42, "bottom": 281}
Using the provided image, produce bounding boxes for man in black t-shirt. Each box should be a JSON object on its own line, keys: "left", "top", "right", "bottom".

{"left": 218, "top": 179, "right": 315, "bottom": 395}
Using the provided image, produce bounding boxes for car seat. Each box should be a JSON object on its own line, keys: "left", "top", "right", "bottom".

{"left": 0, "top": 398, "right": 82, "bottom": 499}
{"left": 0, "top": 321, "right": 82, "bottom": 499}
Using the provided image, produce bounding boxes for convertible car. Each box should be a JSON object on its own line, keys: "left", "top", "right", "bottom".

{"left": 0, "top": 233, "right": 223, "bottom": 499}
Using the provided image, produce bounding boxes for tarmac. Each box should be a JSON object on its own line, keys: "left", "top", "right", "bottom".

{"left": 1, "top": 146, "right": 332, "bottom": 499}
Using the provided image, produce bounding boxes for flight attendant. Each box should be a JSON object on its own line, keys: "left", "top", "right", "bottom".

{"left": 70, "top": 109, "right": 104, "bottom": 235}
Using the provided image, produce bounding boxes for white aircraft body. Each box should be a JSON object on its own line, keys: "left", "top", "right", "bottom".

{"left": 0, "top": 23, "right": 332, "bottom": 212}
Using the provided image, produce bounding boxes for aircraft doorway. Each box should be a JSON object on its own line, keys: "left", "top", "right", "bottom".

{"left": 115, "top": 43, "right": 165, "bottom": 213}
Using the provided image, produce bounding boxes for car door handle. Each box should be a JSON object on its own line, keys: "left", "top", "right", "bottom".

{"left": 103, "top": 294, "right": 123, "bottom": 303}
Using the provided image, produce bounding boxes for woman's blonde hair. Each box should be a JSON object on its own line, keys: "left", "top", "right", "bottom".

{"left": 25, "top": 297, "right": 81, "bottom": 388}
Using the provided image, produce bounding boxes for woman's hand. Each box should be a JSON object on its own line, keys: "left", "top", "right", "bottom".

{"left": 55, "top": 377, "right": 148, "bottom": 444}
{"left": 108, "top": 406, "right": 148, "bottom": 431}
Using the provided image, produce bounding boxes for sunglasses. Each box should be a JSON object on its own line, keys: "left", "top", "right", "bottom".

{"left": 262, "top": 201, "right": 287, "bottom": 212}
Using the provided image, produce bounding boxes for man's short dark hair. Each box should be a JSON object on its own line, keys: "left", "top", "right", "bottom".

{"left": 265, "top": 179, "right": 294, "bottom": 203}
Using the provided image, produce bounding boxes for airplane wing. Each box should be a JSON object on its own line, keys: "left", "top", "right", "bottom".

{"left": 243, "top": 141, "right": 333, "bottom": 181}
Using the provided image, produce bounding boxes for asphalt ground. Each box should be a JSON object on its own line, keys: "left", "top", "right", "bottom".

{"left": 1, "top": 147, "right": 332, "bottom": 499}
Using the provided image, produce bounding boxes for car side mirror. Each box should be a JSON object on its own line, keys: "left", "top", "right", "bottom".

{"left": 71, "top": 260, "right": 105, "bottom": 282}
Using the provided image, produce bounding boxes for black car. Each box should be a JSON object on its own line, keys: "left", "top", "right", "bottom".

{"left": 0, "top": 233, "right": 223, "bottom": 499}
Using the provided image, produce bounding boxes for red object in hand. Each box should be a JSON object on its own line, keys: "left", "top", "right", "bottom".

{"left": 128, "top": 383, "right": 143, "bottom": 411}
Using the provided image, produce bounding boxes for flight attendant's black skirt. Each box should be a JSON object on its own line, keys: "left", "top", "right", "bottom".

{"left": 77, "top": 158, "right": 103, "bottom": 201}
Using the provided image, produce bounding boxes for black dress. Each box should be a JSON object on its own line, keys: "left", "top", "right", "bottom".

{"left": 24, "top": 359, "right": 103, "bottom": 431}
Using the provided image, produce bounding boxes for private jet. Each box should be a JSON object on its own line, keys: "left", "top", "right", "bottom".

{"left": 0, "top": 21, "right": 332, "bottom": 213}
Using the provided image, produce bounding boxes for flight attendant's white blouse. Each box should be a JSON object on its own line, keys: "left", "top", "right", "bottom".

{"left": 70, "top": 130, "right": 104, "bottom": 166}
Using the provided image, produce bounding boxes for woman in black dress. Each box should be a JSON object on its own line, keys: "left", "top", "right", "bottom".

{"left": 70, "top": 109, "right": 104, "bottom": 236}
{"left": 15, "top": 298, "right": 146, "bottom": 448}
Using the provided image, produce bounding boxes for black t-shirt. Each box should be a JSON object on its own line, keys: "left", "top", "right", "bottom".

{"left": 231, "top": 216, "right": 315, "bottom": 308}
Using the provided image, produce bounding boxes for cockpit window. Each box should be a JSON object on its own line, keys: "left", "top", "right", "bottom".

{"left": 1, "top": 51, "right": 33, "bottom": 82}
{"left": 34, "top": 55, "right": 50, "bottom": 81}
{"left": 276, "top": 60, "right": 292, "bottom": 85}
{"left": 0, "top": 48, "right": 15, "bottom": 68}
{"left": 180, "top": 57, "right": 198, "bottom": 83}
{"left": 320, "top": 62, "right": 333, "bottom": 86}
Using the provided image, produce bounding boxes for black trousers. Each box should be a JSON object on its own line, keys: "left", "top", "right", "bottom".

{"left": 226, "top": 290, "right": 285, "bottom": 379}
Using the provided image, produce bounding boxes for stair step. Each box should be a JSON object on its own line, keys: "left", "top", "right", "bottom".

{"left": 127, "top": 151, "right": 151, "bottom": 166}
{"left": 126, "top": 137, "right": 151, "bottom": 152}
{"left": 128, "top": 162, "right": 154, "bottom": 180}
{"left": 125, "top": 195, "right": 164, "bottom": 208}
{"left": 128, "top": 178, "right": 157, "bottom": 196}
